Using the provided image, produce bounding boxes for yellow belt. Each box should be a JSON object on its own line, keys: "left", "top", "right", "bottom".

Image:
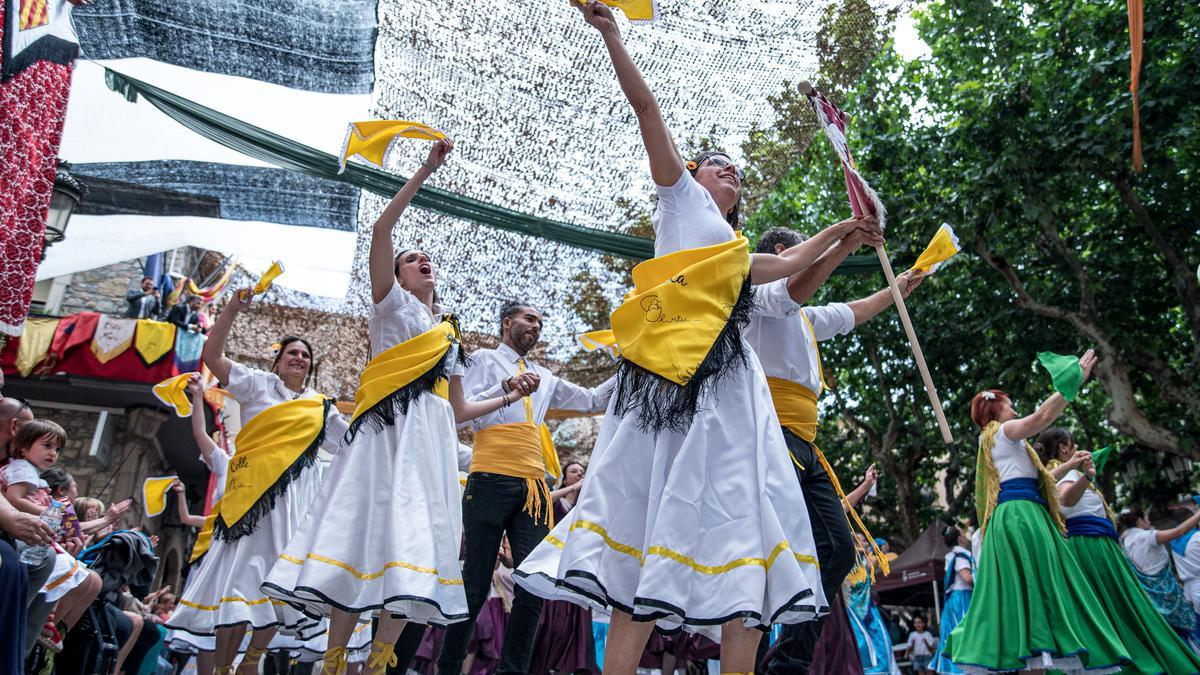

{"left": 767, "top": 376, "right": 890, "bottom": 576}
{"left": 471, "top": 423, "right": 554, "bottom": 525}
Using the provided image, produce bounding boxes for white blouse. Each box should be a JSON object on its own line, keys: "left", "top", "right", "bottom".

{"left": 651, "top": 170, "right": 736, "bottom": 257}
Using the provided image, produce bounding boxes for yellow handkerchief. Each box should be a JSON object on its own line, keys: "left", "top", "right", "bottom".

{"left": 339, "top": 120, "right": 446, "bottom": 173}
{"left": 578, "top": 0, "right": 656, "bottom": 21}
{"left": 143, "top": 476, "right": 178, "bottom": 517}
{"left": 253, "top": 261, "right": 284, "bottom": 295}
{"left": 912, "top": 224, "right": 960, "bottom": 274}
{"left": 154, "top": 373, "right": 196, "bottom": 417}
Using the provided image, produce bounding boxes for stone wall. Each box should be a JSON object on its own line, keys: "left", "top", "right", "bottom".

{"left": 57, "top": 258, "right": 146, "bottom": 317}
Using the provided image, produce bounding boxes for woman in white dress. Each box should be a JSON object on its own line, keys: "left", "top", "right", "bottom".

{"left": 165, "top": 293, "right": 348, "bottom": 675}
{"left": 261, "top": 139, "right": 534, "bottom": 675}
{"left": 514, "top": 3, "right": 882, "bottom": 672}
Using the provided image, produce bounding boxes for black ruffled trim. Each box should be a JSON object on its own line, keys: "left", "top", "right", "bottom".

{"left": 342, "top": 316, "right": 469, "bottom": 445}
{"left": 610, "top": 276, "right": 757, "bottom": 433}
{"left": 2, "top": 34, "right": 80, "bottom": 81}
{"left": 211, "top": 397, "right": 331, "bottom": 543}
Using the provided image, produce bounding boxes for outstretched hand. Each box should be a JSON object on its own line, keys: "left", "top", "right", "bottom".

{"left": 576, "top": 0, "right": 620, "bottom": 36}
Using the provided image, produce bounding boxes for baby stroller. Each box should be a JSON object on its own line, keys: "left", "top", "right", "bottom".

{"left": 57, "top": 531, "right": 159, "bottom": 675}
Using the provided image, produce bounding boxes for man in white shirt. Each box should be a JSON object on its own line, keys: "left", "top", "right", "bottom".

{"left": 437, "top": 301, "right": 614, "bottom": 675}
{"left": 751, "top": 226, "right": 923, "bottom": 674}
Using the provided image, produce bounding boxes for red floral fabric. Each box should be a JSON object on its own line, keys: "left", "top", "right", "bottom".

{"left": 0, "top": 2, "right": 75, "bottom": 335}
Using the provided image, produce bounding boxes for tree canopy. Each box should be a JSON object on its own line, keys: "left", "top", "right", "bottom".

{"left": 742, "top": 0, "right": 1199, "bottom": 542}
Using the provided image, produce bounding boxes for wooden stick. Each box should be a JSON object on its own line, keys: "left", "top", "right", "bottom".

{"left": 874, "top": 243, "right": 954, "bottom": 443}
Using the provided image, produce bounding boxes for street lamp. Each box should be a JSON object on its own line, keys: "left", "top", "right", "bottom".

{"left": 42, "top": 161, "right": 85, "bottom": 260}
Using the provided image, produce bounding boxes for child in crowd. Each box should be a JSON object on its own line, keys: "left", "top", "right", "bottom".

{"left": 905, "top": 615, "right": 937, "bottom": 674}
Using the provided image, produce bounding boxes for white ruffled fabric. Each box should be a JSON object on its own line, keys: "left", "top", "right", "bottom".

{"left": 515, "top": 348, "right": 827, "bottom": 642}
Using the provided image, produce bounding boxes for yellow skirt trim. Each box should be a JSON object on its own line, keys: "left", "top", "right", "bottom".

{"left": 564, "top": 519, "right": 820, "bottom": 574}
{"left": 178, "top": 596, "right": 285, "bottom": 611}
{"left": 278, "top": 552, "right": 464, "bottom": 586}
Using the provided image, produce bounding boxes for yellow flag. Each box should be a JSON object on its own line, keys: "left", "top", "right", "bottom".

{"left": 15, "top": 318, "right": 58, "bottom": 377}
{"left": 154, "top": 373, "right": 196, "bottom": 417}
{"left": 143, "top": 476, "right": 178, "bottom": 517}
{"left": 252, "top": 261, "right": 284, "bottom": 295}
{"left": 912, "top": 224, "right": 960, "bottom": 274}
{"left": 578, "top": 0, "right": 655, "bottom": 21}
{"left": 339, "top": 120, "right": 446, "bottom": 173}
{"left": 135, "top": 320, "right": 177, "bottom": 365}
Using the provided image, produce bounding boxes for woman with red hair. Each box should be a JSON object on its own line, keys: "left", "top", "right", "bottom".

{"left": 945, "top": 349, "right": 1134, "bottom": 673}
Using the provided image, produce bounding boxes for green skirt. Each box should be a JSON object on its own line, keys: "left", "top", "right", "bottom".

{"left": 945, "top": 500, "right": 1129, "bottom": 673}
{"left": 1067, "top": 534, "right": 1200, "bottom": 674}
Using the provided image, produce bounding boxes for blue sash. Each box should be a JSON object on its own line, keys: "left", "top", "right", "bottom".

{"left": 998, "top": 477, "right": 1047, "bottom": 507}
{"left": 943, "top": 550, "right": 974, "bottom": 598}
{"left": 1170, "top": 528, "right": 1199, "bottom": 557}
{"left": 1065, "top": 515, "right": 1117, "bottom": 539}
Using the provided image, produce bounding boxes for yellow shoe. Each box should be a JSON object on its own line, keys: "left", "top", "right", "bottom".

{"left": 364, "top": 640, "right": 398, "bottom": 675}
{"left": 321, "top": 646, "right": 348, "bottom": 675}
{"left": 237, "top": 645, "right": 268, "bottom": 675}
{"left": 215, "top": 667, "right": 234, "bottom": 675}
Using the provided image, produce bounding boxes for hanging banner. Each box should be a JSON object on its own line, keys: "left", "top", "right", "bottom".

{"left": 2, "top": 0, "right": 80, "bottom": 81}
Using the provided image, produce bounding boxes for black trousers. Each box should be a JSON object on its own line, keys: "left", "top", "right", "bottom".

{"left": 436, "top": 473, "right": 549, "bottom": 675}
{"left": 764, "top": 430, "right": 857, "bottom": 675}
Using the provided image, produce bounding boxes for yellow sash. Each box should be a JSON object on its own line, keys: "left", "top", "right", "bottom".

{"left": 611, "top": 236, "right": 749, "bottom": 384}
{"left": 471, "top": 423, "right": 555, "bottom": 525}
{"left": 189, "top": 515, "right": 215, "bottom": 563}
{"left": 212, "top": 396, "right": 329, "bottom": 541}
{"left": 976, "top": 421, "right": 1065, "bottom": 536}
{"left": 767, "top": 377, "right": 820, "bottom": 443}
{"left": 349, "top": 319, "right": 457, "bottom": 435}
{"left": 765, "top": 377, "right": 890, "bottom": 575}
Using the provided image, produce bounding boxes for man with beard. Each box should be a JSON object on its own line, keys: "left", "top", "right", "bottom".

{"left": 435, "top": 300, "right": 614, "bottom": 675}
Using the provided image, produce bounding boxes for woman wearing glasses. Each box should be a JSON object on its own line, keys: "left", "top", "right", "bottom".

{"left": 514, "top": 2, "right": 882, "bottom": 672}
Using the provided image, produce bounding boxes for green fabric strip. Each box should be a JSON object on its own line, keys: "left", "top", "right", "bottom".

{"left": 101, "top": 67, "right": 880, "bottom": 272}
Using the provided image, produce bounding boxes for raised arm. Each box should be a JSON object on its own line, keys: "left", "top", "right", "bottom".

{"left": 1003, "top": 349, "right": 1097, "bottom": 441}
{"left": 846, "top": 269, "right": 924, "bottom": 326}
{"left": 1155, "top": 509, "right": 1200, "bottom": 546}
{"left": 785, "top": 233, "right": 861, "bottom": 305}
{"left": 369, "top": 139, "right": 453, "bottom": 304}
{"left": 578, "top": 1, "right": 684, "bottom": 186}
{"left": 202, "top": 289, "right": 255, "bottom": 385}
{"left": 844, "top": 464, "right": 878, "bottom": 511}
{"left": 750, "top": 216, "right": 880, "bottom": 285}
{"left": 170, "top": 480, "right": 206, "bottom": 529}
{"left": 184, "top": 375, "right": 219, "bottom": 464}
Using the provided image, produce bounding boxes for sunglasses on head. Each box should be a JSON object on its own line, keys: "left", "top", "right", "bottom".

{"left": 702, "top": 155, "right": 745, "bottom": 181}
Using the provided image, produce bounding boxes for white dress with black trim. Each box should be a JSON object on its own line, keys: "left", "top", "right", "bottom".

{"left": 261, "top": 281, "right": 468, "bottom": 625}
{"left": 165, "top": 364, "right": 344, "bottom": 638}
{"left": 514, "top": 171, "right": 827, "bottom": 641}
